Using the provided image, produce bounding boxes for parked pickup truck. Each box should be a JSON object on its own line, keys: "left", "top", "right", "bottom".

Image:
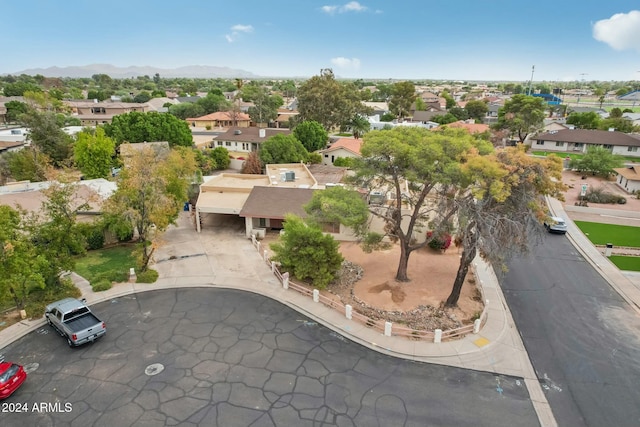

{"left": 45, "top": 298, "right": 106, "bottom": 347}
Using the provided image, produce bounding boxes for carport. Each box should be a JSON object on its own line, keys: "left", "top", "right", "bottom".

{"left": 195, "top": 173, "right": 270, "bottom": 232}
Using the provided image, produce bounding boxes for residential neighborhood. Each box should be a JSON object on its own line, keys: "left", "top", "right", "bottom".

{"left": 1, "top": 33, "right": 640, "bottom": 427}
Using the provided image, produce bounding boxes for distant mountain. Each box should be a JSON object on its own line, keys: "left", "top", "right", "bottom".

{"left": 5, "top": 64, "right": 259, "bottom": 78}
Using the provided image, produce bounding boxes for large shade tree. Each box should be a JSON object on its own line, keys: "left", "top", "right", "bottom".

{"left": 495, "top": 94, "right": 546, "bottom": 143}
{"left": 74, "top": 127, "right": 116, "bottom": 179}
{"left": 104, "top": 111, "right": 193, "bottom": 147}
{"left": 388, "top": 81, "right": 416, "bottom": 119}
{"left": 20, "top": 109, "right": 73, "bottom": 167}
{"left": 259, "top": 134, "right": 308, "bottom": 164}
{"left": 296, "top": 69, "right": 371, "bottom": 130}
{"left": 104, "top": 146, "right": 196, "bottom": 269}
{"left": 444, "top": 148, "right": 565, "bottom": 307}
{"left": 293, "top": 120, "right": 328, "bottom": 152}
{"left": 350, "top": 127, "right": 493, "bottom": 282}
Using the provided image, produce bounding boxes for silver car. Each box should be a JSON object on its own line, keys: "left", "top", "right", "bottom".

{"left": 544, "top": 216, "right": 567, "bottom": 234}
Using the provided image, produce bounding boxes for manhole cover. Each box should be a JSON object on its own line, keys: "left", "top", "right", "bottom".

{"left": 24, "top": 363, "right": 39, "bottom": 374}
{"left": 145, "top": 363, "right": 164, "bottom": 376}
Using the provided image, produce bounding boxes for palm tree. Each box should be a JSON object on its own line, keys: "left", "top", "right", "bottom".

{"left": 350, "top": 115, "right": 370, "bottom": 139}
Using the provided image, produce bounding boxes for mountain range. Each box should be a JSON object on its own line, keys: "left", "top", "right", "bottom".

{"left": 5, "top": 64, "right": 259, "bottom": 79}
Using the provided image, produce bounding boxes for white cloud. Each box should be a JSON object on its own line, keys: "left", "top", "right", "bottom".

{"left": 342, "top": 1, "right": 366, "bottom": 12}
{"left": 593, "top": 10, "right": 640, "bottom": 51}
{"left": 331, "top": 57, "right": 361, "bottom": 70}
{"left": 225, "top": 24, "right": 254, "bottom": 43}
{"left": 231, "top": 24, "right": 254, "bottom": 33}
{"left": 321, "top": 2, "right": 369, "bottom": 14}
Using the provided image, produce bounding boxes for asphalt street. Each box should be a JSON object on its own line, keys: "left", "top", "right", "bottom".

{"left": 500, "top": 233, "right": 640, "bottom": 427}
{"left": 1, "top": 288, "right": 539, "bottom": 427}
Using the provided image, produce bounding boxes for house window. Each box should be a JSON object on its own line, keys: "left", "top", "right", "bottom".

{"left": 259, "top": 218, "right": 266, "bottom": 227}
{"left": 320, "top": 222, "right": 340, "bottom": 233}
{"left": 574, "top": 143, "right": 584, "bottom": 148}
{"left": 217, "top": 141, "right": 223, "bottom": 146}
{"left": 536, "top": 141, "right": 544, "bottom": 145}
{"left": 603, "top": 145, "right": 613, "bottom": 150}
{"left": 629, "top": 146, "right": 638, "bottom": 152}
{"left": 555, "top": 142, "right": 564, "bottom": 147}
{"left": 225, "top": 142, "right": 231, "bottom": 147}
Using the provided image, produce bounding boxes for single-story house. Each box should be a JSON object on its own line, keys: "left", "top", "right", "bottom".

{"left": 64, "top": 100, "right": 150, "bottom": 125}
{"left": 239, "top": 186, "right": 315, "bottom": 236}
{"left": 0, "top": 140, "right": 25, "bottom": 153}
{"left": 186, "top": 111, "right": 251, "bottom": 129}
{"left": 410, "top": 110, "right": 443, "bottom": 124}
{"left": 613, "top": 165, "right": 640, "bottom": 194}
{"left": 212, "top": 126, "right": 291, "bottom": 154}
{"left": 530, "top": 129, "right": 640, "bottom": 158}
{"left": 0, "top": 178, "right": 116, "bottom": 222}
{"left": 194, "top": 163, "right": 318, "bottom": 234}
{"left": 319, "top": 138, "right": 362, "bottom": 166}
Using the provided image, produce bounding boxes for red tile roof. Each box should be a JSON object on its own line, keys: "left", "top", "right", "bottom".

{"left": 323, "top": 138, "right": 363, "bottom": 155}
{"left": 187, "top": 111, "right": 250, "bottom": 121}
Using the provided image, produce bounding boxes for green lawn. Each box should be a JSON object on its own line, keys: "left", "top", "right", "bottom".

{"left": 74, "top": 245, "right": 138, "bottom": 284}
{"left": 573, "top": 221, "right": 640, "bottom": 247}
{"left": 608, "top": 256, "right": 640, "bottom": 272}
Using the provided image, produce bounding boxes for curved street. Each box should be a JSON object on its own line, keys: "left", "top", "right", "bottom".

{"left": 1, "top": 288, "right": 538, "bottom": 426}
{"left": 501, "top": 232, "right": 640, "bottom": 427}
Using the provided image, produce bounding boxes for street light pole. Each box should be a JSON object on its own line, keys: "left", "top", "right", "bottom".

{"left": 527, "top": 65, "right": 535, "bottom": 95}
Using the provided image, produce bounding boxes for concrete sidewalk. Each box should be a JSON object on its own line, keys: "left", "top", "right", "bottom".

{"left": 0, "top": 211, "right": 556, "bottom": 426}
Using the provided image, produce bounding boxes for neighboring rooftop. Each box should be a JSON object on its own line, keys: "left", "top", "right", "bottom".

{"left": 533, "top": 129, "right": 640, "bottom": 146}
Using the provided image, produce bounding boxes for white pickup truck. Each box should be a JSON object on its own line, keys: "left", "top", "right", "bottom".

{"left": 45, "top": 298, "right": 106, "bottom": 347}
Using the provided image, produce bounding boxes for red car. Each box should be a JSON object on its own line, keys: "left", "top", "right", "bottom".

{"left": 0, "top": 362, "right": 27, "bottom": 399}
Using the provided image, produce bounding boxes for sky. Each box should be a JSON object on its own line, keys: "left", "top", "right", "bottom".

{"left": 2, "top": 0, "right": 640, "bottom": 82}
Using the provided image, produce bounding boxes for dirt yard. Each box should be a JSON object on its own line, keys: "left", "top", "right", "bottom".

{"left": 337, "top": 242, "right": 484, "bottom": 326}
{"left": 561, "top": 170, "right": 640, "bottom": 212}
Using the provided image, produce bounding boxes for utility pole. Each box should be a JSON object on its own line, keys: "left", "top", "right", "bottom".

{"left": 527, "top": 65, "right": 535, "bottom": 95}
{"left": 578, "top": 73, "right": 588, "bottom": 104}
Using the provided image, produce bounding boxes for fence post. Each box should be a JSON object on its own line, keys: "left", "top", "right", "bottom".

{"left": 129, "top": 268, "right": 136, "bottom": 283}
{"left": 251, "top": 234, "right": 256, "bottom": 246}
{"left": 256, "top": 241, "right": 261, "bottom": 253}
{"left": 263, "top": 250, "right": 268, "bottom": 261}
{"left": 434, "top": 329, "right": 442, "bottom": 343}
{"left": 313, "top": 289, "right": 319, "bottom": 302}
{"left": 271, "top": 261, "right": 276, "bottom": 273}
{"left": 384, "top": 321, "right": 392, "bottom": 337}
{"left": 282, "top": 272, "right": 289, "bottom": 289}
{"left": 473, "top": 318, "right": 481, "bottom": 334}
{"left": 345, "top": 304, "right": 352, "bottom": 320}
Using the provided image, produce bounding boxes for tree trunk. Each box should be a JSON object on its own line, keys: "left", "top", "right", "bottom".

{"left": 395, "top": 242, "right": 410, "bottom": 282}
{"left": 445, "top": 245, "right": 477, "bottom": 307}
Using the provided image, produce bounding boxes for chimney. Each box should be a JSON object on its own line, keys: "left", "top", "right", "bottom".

{"left": 608, "top": 128, "right": 615, "bottom": 132}
{"left": 259, "top": 129, "right": 266, "bottom": 138}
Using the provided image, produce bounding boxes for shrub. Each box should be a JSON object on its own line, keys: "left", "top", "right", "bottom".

{"left": 137, "top": 269, "right": 159, "bottom": 283}
{"left": 333, "top": 157, "right": 354, "bottom": 168}
{"left": 584, "top": 187, "right": 627, "bottom": 204}
{"left": 92, "top": 279, "right": 112, "bottom": 292}
{"left": 427, "top": 231, "right": 452, "bottom": 252}
{"left": 78, "top": 222, "right": 106, "bottom": 250}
